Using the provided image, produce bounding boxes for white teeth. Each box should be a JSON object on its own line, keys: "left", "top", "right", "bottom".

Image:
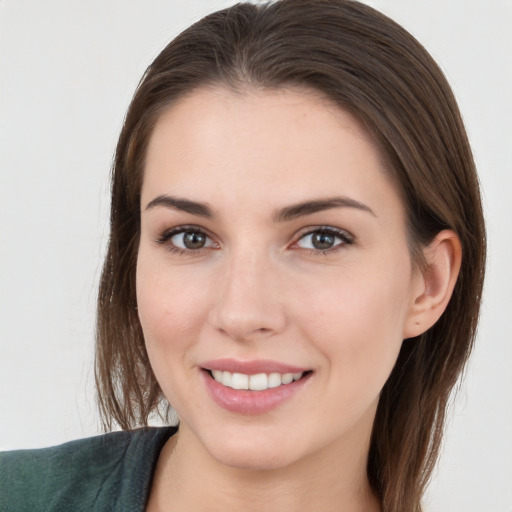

{"left": 267, "top": 372, "right": 282, "bottom": 388}
{"left": 231, "top": 372, "right": 249, "bottom": 390}
{"left": 249, "top": 373, "right": 267, "bottom": 391}
{"left": 281, "top": 373, "right": 294, "bottom": 385}
{"left": 210, "top": 370, "right": 305, "bottom": 390}
{"left": 221, "top": 371, "right": 232, "bottom": 387}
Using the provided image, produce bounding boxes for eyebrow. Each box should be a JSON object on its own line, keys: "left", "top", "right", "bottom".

{"left": 145, "top": 195, "right": 214, "bottom": 218}
{"left": 273, "top": 196, "right": 376, "bottom": 222}
{"left": 145, "top": 194, "right": 375, "bottom": 220}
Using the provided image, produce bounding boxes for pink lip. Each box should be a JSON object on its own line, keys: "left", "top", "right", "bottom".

{"left": 200, "top": 359, "right": 312, "bottom": 415}
{"left": 201, "top": 358, "right": 309, "bottom": 375}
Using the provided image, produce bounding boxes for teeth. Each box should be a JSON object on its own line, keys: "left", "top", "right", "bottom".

{"left": 231, "top": 372, "right": 249, "bottom": 390}
{"left": 221, "top": 371, "right": 232, "bottom": 387}
{"left": 281, "top": 373, "right": 294, "bottom": 385}
{"left": 268, "top": 372, "right": 282, "bottom": 388}
{"left": 210, "top": 370, "right": 305, "bottom": 391}
{"left": 249, "top": 373, "right": 267, "bottom": 391}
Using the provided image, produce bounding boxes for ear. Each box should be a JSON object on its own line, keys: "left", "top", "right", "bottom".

{"left": 403, "top": 230, "right": 462, "bottom": 339}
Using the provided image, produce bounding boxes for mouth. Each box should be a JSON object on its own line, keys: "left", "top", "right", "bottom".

{"left": 203, "top": 368, "right": 312, "bottom": 391}
{"left": 200, "top": 358, "right": 313, "bottom": 414}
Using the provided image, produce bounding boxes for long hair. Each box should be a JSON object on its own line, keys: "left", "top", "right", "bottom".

{"left": 95, "top": 1, "right": 486, "bottom": 510}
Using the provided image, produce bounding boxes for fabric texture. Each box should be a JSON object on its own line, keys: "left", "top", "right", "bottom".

{"left": 0, "top": 426, "right": 176, "bottom": 512}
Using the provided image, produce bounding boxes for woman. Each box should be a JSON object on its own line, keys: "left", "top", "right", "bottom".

{"left": 1, "top": 1, "right": 485, "bottom": 511}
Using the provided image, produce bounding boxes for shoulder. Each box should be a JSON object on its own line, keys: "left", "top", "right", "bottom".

{"left": 0, "top": 426, "right": 176, "bottom": 512}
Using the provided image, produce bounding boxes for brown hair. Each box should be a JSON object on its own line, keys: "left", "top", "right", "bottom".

{"left": 95, "top": 1, "right": 486, "bottom": 510}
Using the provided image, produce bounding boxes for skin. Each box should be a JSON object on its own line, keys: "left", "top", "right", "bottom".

{"left": 136, "top": 86, "right": 461, "bottom": 512}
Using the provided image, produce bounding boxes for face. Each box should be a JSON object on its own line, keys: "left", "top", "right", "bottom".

{"left": 137, "top": 87, "right": 423, "bottom": 471}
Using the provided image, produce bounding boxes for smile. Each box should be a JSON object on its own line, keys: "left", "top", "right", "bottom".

{"left": 201, "top": 360, "right": 313, "bottom": 415}
{"left": 210, "top": 370, "right": 304, "bottom": 391}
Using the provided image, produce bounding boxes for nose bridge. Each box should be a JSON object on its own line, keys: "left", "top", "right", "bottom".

{"left": 210, "top": 241, "right": 286, "bottom": 340}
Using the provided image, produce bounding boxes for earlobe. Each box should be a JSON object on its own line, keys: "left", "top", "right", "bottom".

{"left": 403, "top": 230, "right": 462, "bottom": 339}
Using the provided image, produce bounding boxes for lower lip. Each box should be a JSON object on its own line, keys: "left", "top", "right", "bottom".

{"left": 202, "top": 371, "right": 311, "bottom": 415}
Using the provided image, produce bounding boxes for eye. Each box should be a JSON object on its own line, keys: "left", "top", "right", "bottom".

{"left": 172, "top": 230, "right": 212, "bottom": 250}
{"left": 156, "top": 226, "right": 217, "bottom": 253}
{"left": 295, "top": 227, "right": 353, "bottom": 252}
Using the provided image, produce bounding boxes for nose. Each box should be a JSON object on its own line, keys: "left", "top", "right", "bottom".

{"left": 209, "top": 247, "right": 287, "bottom": 342}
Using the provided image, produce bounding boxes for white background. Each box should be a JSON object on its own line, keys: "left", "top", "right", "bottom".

{"left": 1, "top": 1, "right": 511, "bottom": 511}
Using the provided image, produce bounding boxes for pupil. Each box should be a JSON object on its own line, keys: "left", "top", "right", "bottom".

{"left": 184, "top": 231, "right": 205, "bottom": 249}
{"left": 312, "top": 233, "right": 334, "bottom": 250}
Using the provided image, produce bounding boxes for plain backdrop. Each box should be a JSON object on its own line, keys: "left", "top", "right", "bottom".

{"left": 1, "top": 1, "right": 511, "bottom": 511}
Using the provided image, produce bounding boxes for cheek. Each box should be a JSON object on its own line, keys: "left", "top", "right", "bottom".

{"left": 135, "top": 258, "right": 208, "bottom": 410}
{"left": 135, "top": 254, "right": 211, "bottom": 386}
{"left": 296, "top": 256, "right": 413, "bottom": 386}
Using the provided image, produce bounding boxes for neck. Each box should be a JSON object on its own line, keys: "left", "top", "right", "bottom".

{"left": 147, "top": 422, "right": 380, "bottom": 512}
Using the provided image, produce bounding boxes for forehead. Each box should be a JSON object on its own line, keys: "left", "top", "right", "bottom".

{"left": 147, "top": 86, "right": 375, "bottom": 167}
{"left": 142, "top": 86, "right": 403, "bottom": 221}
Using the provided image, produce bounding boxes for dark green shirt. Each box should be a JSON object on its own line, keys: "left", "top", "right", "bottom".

{"left": 0, "top": 427, "right": 176, "bottom": 512}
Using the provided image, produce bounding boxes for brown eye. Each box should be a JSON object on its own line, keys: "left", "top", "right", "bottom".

{"left": 296, "top": 227, "right": 353, "bottom": 253}
{"left": 155, "top": 227, "right": 217, "bottom": 253}
{"left": 311, "top": 232, "right": 336, "bottom": 250}
{"left": 181, "top": 231, "right": 207, "bottom": 249}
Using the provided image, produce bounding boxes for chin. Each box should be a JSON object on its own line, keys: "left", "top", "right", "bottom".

{"left": 216, "top": 448, "right": 295, "bottom": 472}
{"left": 203, "top": 429, "right": 303, "bottom": 471}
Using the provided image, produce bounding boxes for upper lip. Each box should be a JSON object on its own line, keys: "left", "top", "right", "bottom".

{"left": 201, "top": 358, "right": 310, "bottom": 375}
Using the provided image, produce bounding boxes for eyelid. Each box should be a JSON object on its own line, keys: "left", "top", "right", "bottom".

{"left": 291, "top": 225, "right": 355, "bottom": 252}
{"left": 153, "top": 224, "right": 354, "bottom": 256}
{"left": 155, "top": 225, "right": 218, "bottom": 253}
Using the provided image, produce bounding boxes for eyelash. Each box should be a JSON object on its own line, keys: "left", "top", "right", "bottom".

{"left": 294, "top": 226, "right": 354, "bottom": 255}
{"left": 155, "top": 225, "right": 216, "bottom": 256}
{"left": 155, "top": 225, "right": 354, "bottom": 256}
